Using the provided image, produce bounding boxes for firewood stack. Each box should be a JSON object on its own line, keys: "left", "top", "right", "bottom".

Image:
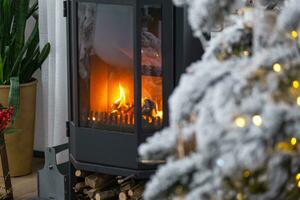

{"left": 73, "top": 170, "right": 145, "bottom": 200}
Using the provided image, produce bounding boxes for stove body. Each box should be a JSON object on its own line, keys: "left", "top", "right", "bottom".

{"left": 66, "top": 0, "right": 203, "bottom": 179}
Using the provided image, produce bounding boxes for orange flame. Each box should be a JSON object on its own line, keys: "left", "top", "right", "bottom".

{"left": 111, "top": 83, "right": 132, "bottom": 114}
{"left": 142, "top": 97, "right": 163, "bottom": 124}
{"left": 115, "top": 83, "right": 126, "bottom": 107}
{"left": 111, "top": 83, "right": 162, "bottom": 125}
{"left": 155, "top": 106, "right": 163, "bottom": 119}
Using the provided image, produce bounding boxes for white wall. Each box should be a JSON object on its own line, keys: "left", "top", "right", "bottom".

{"left": 27, "top": 0, "right": 69, "bottom": 152}
{"left": 36, "top": 0, "right": 69, "bottom": 152}
{"left": 25, "top": 1, "right": 46, "bottom": 151}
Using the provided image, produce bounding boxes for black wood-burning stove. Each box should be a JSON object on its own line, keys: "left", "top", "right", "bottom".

{"left": 65, "top": 0, "right": 202, "bottom": 191}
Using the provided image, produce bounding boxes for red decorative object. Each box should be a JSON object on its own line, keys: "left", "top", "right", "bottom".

{"left": 0, "top": 104, "right": 14, "bottom": 200}
{"left": 0, "top": 105, "right": 14, "bottom": 133}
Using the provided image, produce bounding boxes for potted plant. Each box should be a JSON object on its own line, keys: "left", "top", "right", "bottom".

{"left": 0, "top": 0, "right": 50, "bottom": 176}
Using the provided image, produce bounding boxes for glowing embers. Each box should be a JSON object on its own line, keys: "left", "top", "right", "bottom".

{"left": 142, "top": 98, "right": 163, "bottom": 128}
{"left": 87, "top": 109, "right": 135, "bottom": 131}
{"left": 85, "top": 81, "right": 163, "bottom": 132}
{"left": 86, "top": 82, "right": 135, "bottom": 132}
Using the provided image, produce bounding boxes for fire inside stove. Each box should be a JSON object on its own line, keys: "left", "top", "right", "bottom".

{"left": 108, "top": 82, "right": 163, "bottom": 127}
{"left": 83, "top": 54, "right": 163, "bottom": 132}
{"left": 111, "top": 83, "right": 133, "bottom": 116}
{"left": 78, "top": 3, "right": 163, "bottom": 132}
{"left": 111, "top": 83, "right": 163, "bottom": 122}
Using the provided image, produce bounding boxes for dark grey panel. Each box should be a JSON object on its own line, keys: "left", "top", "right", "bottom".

{"left": 70, "top": 124, "right": 139, "bottom": 169}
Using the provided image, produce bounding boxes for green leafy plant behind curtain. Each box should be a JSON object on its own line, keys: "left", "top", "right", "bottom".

{"left": 0, "top": 0, "right": 50, "bottom": 118}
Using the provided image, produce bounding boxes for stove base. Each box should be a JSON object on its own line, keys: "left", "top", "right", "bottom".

{"left": 70, "top": 154, "right": 155, "bottom": 179}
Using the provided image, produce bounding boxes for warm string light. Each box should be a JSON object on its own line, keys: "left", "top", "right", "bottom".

{"left": 293, "top": 80, "right": 300, "bottom": 89}
{"left": 236, "top": 193, "right": 245, "bottom": 200}
{"left": 290, "top": 137, "right": 297, "bottom": 146}
{"left": 252, "top": 115, "right": 262, "bottom": 127}
{"left": 243, "top": 170, "right": 251, "bottom": 178}
{"left": 235, "top": 116, "right": 247, "bottom": 128}
{"left": 175, "top": 185, "right": 186, "bottom": 198}
{"left": 297, "top": 97, "right": 300, "bottom": 106}
{"left": 276, "top": 137, "right": 298, "bottom": 152}
{"left": 296, "top": 173, "right": 300, "bottom": 188}
{"left": 273, "top": 63, "right": 282, "bottom": 73}
{"left": 235, "top": 115, "right": 263, "bottom": 127}
{"left": 243, "top": 50, "right": 250, "bottom": 57}
{"left": 296, "top": 173, "right": 300, "bottom": 187}
{"left": 290, "top": 30, "right": 298, "bottom": 40}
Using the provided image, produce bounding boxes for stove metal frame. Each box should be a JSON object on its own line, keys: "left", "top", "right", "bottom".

{"left": 65, "top": 0, "right": 202, "bottom": 181}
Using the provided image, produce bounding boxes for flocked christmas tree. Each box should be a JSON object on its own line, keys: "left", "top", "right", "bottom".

{"left": 139, "top": 0, "right": 300, "bottom": 199}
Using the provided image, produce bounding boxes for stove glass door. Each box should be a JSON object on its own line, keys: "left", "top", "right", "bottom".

{"left": 78, "top": 2, "right": 135, "bottom": 132}
{"left": 141, "top": 5, "right": 163, "bottom": 132}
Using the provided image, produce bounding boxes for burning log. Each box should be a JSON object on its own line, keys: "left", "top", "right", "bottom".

{"left": 142, "top": 98, "right": 156, "bottom": 117}
{"left": 111, "top": 83, "right": 133, "bottom": 116}
{"left": 111, "top": 103, "right": 133, "bottom": 115}
{"left": 142, "top": 98, "right": 163, "bottom": 127}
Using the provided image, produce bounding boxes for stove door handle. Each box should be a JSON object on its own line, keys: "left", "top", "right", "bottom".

{"left": 138, "top": 159, "right": 166, "bottom": 165}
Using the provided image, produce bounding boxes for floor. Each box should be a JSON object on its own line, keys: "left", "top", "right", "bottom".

{"left": 0, "top": 158, "right": 44, "bottom": 200}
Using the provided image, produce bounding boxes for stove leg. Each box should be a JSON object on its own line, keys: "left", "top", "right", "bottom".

{"left": 68, "top": 162, "right": 76, "bottom": 200}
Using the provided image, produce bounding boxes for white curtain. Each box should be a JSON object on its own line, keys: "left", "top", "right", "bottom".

{"left": 34, "top": 0, "right": 68, "bottom": 151}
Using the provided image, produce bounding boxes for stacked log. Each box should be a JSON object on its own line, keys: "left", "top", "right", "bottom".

{"left": 73, "top": 170, "right": 145, "bottom": 200}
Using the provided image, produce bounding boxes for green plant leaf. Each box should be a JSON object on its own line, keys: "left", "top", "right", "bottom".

{"left": 20, "top": 42, "right": 50, "bottom": 83}
{"left": 0, "top": 0, "right": 50, "bottom": 86}
{"left": 20, "top": 51, "right": 39, "bottom": 83}
{"left": 12, "top": 0, "right": 30, "bottom": 62}
{"left": 4, "top": 126, "right": 21, "bottom": 135}
{"left": 1, "top": 0, "right": 12, "bottom": 54}
{"left": 37, "top": 43, "right": 51, "bottom": 67}
{"left": 27, "top": 0, "right": 38, "bottom": 19}
{"left": 11, "top": 22, "right": 38, "bottom": 77}
{"left": 24, "top": 21, "right": 39, "bottom": 61}
{"left": 0, "top": 55, "right": 3, "bottom": 84}
{"left": 3, "top": 35, "right": 16, "bottom": 83}
{"left": 8, "top": 77, "right": 20, "bottom": 120}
